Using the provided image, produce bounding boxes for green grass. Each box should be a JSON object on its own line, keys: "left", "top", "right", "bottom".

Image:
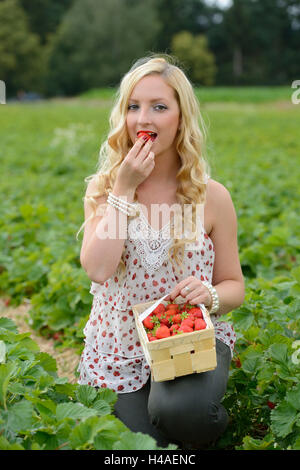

{"left": 79, "top": 86, "right": 293, "bottom": 103}
{"left": 195, "top": 86, "right": 293, "bottom": 103}
{"left": 0, "top": 92, "right": 299, "bottom": 449}
{"left": 79, "top": 87, "right": 118, "bottom": 100}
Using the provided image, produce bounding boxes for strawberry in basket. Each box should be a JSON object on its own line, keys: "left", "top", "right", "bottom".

{"left": 143, "top": 302, "right": 206, "bottom": 341}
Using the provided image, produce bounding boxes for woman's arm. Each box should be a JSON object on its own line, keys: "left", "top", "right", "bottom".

{"left": 80, "top": 177, "right": 135, "bottom": 283}
{"left": 168, "top": 180, "right": 245, "bottom": 316}
{"left": 207, "top": 179, "right": 245, "bottom": 315}
{"left": 80, "top": 136, "right": 156, "bottom": 283}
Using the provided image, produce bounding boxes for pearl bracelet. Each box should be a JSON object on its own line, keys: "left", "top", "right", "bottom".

{"left": 202, "top": 281, "right": 220, "bottom": 314}
{"left": 108, "top": 192, "right": 136, "bottom": 209}
{"left": 107, "top": 198, "right": 132, "bottom": 216}
{"left": 107, "top": 192, "right": 138, "bottom": 217}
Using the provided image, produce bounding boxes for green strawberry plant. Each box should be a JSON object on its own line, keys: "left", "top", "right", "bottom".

{"left": 215, "top": 270, "right": 300, "bottom": 450}
{"left": 0, "top": 317, "right": 177, "bottom": 450}
{"left": 0, "top": 97, "right": 299, "bottom": 449}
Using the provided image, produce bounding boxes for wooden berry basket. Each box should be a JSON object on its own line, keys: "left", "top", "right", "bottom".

{"left": 132, "top": 299, "right": 217, "bottom": 382}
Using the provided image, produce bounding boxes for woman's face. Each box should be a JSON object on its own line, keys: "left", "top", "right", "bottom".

{"left": 126, "top": 74, "right": 181, "bottom": 157}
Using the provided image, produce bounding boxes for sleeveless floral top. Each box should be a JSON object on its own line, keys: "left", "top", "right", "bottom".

{"left": 77, "top": 197, "right": 236, "bottom": 393}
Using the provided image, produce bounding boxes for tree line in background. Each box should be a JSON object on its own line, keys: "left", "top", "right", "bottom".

{"left": 0, "top": 0, "right": 299, "bottom": 97}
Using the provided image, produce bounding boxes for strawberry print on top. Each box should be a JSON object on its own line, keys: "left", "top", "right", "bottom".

{"left": 77, "top": 196, "right": 236, "bottom": 393}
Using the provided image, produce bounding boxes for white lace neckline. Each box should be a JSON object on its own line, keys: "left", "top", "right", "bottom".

{"left": 134, "top": 171, "right": 210, "bottom": 234}
{"left": 137, "top": 202, "right": 171, "bottom": 235}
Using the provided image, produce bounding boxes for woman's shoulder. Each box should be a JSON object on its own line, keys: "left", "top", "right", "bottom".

{"left": 206, "top": 177, "right": 233, "bottom": 203}
{"left": 85, "top": 174, "right": 108, "bottom": 201}
{"left": 205, "top": 178, "right": 237, "bottom": 231}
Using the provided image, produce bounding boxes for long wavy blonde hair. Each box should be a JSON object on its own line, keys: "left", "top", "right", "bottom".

{"left": 77, "top": 53, "right": 211, "bottom": 281}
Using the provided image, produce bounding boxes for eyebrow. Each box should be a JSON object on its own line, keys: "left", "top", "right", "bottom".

{"left": 128, "top": 98, "right": 168, "bottom": 103}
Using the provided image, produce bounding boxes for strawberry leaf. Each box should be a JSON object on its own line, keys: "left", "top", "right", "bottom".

{"left": 270, "top": 401, "right": 298, "bottom": 438}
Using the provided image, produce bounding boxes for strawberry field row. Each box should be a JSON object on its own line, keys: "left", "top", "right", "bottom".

{"left": 0, "top": 98, "right": 299, "bottom": 449}
{"left": 0, "top": 317, "right": 176, "bottom": 450}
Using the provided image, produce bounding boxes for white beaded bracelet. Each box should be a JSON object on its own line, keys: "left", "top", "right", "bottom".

{"left": 107, "top": 198, "right": 133, "bottom": 216}
{"left": 107, "top": 192, "right": 137, "bottom": 217}
{"left": 107, "top": 198, "right": 131, "bottom": 216}
{"left": 108, "top": 192, "right": 136, "bottom": 209}
{"left": 107, "top": 195, "right": 133, "bottom": 213}
{"left": 202, "top": 281, "right": 220, "bottom": 314}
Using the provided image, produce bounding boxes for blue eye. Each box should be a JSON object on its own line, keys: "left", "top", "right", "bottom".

{"left": 128, "top": 104, "right": 138, "bottom": 110}
{"left": 154, "top": 105, "right": 167, "bottom": 111}
{"left": 127, "top": 104, "right": 167, "bottom": 111}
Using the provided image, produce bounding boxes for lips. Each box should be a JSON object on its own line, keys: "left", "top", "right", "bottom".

{"left": 137, "top": 130, "right": 158, "bottom": 142}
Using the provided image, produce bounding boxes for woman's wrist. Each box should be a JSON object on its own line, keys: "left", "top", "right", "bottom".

{"left": 112, "top": 180, "right": 136, "bottom": 203}
{"left": 202, "top": 281, "right": 220, "bottom": 314}
{"left": 108, "top": 182, "right": 138, "bottom": 217}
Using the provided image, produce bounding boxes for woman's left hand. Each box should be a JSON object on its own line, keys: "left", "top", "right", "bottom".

{"left": 166, "top": 276, "right": 212, "bottom": 309}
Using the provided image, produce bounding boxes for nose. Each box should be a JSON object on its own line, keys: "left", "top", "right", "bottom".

{"left": 137, "top": 105, "right": 152, "bottom": 126}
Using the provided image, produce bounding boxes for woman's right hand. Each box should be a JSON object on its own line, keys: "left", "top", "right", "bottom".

{"left": 116, "top": 136, "right": 155, "bottom": 191}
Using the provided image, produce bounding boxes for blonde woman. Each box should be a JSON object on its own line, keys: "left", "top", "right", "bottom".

{"left": 77, "top": 54, "right": 245, "bottom": 449}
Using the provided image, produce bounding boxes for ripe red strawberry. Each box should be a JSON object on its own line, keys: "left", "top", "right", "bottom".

{"left": 53, "top": 332, "right": 63, "bottom": 341}
{"left": 194, "top": 319, "right": 206, "bottom": 330}
{"left": 143, "top": 316, "right": 154, "bottom": 330}
{"left": 155, "top": 325, "right": 171, "bottom": 339}
{"left": 172, "top": 314, "right": 182, "bottom": 324}
{"left": 178, "top": 324, "right": 194, "bottom": 333}
{"left": 165, "top": 308, "right": 178, "bottom": 316}
{"left": 137, "top": 130, "right": 157, "bottom": 141}
{"left": 170, "top": 324, "right": 180, "bottom": 335}
{"left": 234, "top": 357, "right": 242, "bottom": 368}
{"left": 166, "top": 303, "right": 179, "bottom": 311}
{"left": 166, "top": 310, "right": 176, "bottom": 317}
{"left": 160, "top": 315, "right": 171, "bottom": 327}
{"left": 187, "top": 313, "right": 195, "bottom": 321}
{"left": 180, "top": 302, "right": 192, "bottom": 312}
{"left": 137, "top": 130, "right": 151, "bottom": 141}
{"left": 188, "top": 307, "right": 203, "bottom": 319}
{"left": 155, "top": 312, "right": 164, "bottom": 320}
{"left": 181, "top": 318, "right": 194, "bottom": 329}
{"left": 153, "top": 303, "right": 166, "bottom": 315}
{"left": 267, "top": 401, "right": 276, "bottom": 409}
{"left": 165, "top": 312, "right": 176, "bottom": 325}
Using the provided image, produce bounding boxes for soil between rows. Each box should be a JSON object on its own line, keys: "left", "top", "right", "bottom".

{"left": 0, "top": 297, "right": 79, "bottom": 383}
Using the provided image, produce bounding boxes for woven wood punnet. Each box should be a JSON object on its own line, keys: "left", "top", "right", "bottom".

{"left": 133, "top": 298, "right": 217, "bottom": 382}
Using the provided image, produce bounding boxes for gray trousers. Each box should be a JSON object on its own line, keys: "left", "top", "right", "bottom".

{"left": 113, "top": 339, "right": 232, "bottom": 448}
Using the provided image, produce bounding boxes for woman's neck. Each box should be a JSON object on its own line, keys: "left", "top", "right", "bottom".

{"left": 138, "top": 149, "right": 181, "bottom": 190}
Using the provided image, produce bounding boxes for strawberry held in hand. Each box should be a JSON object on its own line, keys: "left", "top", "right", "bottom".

{"left": 137, "top": 130, "right": 158, "bottom": 142}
